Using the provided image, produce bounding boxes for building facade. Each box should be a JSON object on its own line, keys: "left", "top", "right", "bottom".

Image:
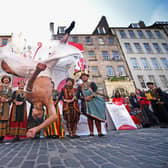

{"left": 112, "top": 21, "right": 168, "bottom": 91}
{"left": 56, "top": 17, "right": 135, "bottom": 97}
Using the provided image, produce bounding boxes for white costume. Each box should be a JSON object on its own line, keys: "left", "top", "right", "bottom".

{"left": 0, "top": 36, "right": 82, "bottom": 85}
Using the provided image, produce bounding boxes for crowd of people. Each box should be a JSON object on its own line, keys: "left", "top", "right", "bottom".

{"left": 1, "top": 71, "right": 168, "bottom": 143}
{"left": 116, "top": 82, "right": 168, "bottom": 128}
{"left": 0, "top": 71, "right": 107, "bottom": 142}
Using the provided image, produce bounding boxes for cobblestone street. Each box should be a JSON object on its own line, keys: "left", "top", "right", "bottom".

{"left": 0, "top": 128, "right": 168, "bottom": 168}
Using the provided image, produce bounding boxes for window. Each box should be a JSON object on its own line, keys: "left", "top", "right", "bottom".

{"left": 130, "top": 58, "right": 140, "bottom": 69}
{"left": 98, "top": 37, "right": 104, "bottom": 45}
{"left": 153, "top": 43, "right": 162, "bottom": 53}
{"left": 58, "top": 27, "right": 65, "bottom": 34}
{"left": 1, "top": 39, "right": 8, "bottom": 46}
{"left": 106, "top": 66, "right": 115, "bottom": 76}
{"left": 159, "top": 75, "right": 168, "bottom": 88}
{"left": 118, "top": 66, "right": 126, "bottom": 76}
{"left": 97, "top": 27, "right": 106, "bottom": 34}
{"left": 130, "top": 24, "right": 140, "bottom": 28}
{"left": 162, "top": 43, "right": 168, "bottom": 53}
{"left": 90, "top": 66, "right": 100, "bottom": 77}
{"left": 108, "top": 37, "right": 113, "bottom": 44}
{"left": 140, "top": 58, "right": 150, "bottom": 69}
{"left": 137, "top": 75, "right": 146, "bottom": 88}
{"left": 154, "top": 30, "right": 162, "bottom": 38}
{"left": 151, "top": 58, "right": 160, "bottom": 69}
{"left": 143, "top": 43, "right": 152, "bottom": 53}
{"left": 160, "top": 58, "right": 168, "bottom": 69}
{"left": 88, "top": 51, "right": 95, "bottom": 57}
{"left": 128, "top": 30, "right": 136, "bottom": 38}
{"left": 134, "top": 43, "right": 142, "bottom": 53}
{"left": 119, "top": 30, "right": 126, "bottom": 38}
{"left": 85, "top": 37, "right": 92, "bottom": 44}
{"left": 72, "top": 36, "right": 78, "bottom": 43}
{"left": 112, "top": 51, "right": 120, "bottom": 60}
{"left": 91, "top": 66, "right": 98, "bottom": 72}
{"left": 102, "top": 51, "right": 109, "bottom": 60}
{"left": 146, "top": 30, "right": 154, "bottom": 38}
{"left": 137, "top": 30, "right": 145, "bottom": 38}
{"left": 124, "top": 43, "right": 133, "bottom": 53}
{"left": 148, "top": 75, "right": 157, "bottom": 86}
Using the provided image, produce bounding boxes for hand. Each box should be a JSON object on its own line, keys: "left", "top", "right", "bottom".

{"left": 85, "top": 96, "right": 93, "bottom": 101}
{"left": 64, "top": 99, "right": 73, "bottom": 103}
{"left": 15, "top": 101, "right": 23, "bottom": 105}
{"left": 0, "top": 97, "right": 8, "bottom": 102}
{"left": 26, "top": 127, "right": 38, "bottom": 138}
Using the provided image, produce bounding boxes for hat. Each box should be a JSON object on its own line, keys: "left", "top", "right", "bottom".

{"left": 146, "top": 82, "right": 154, "bottom": 85}
{"left": 1, "top": 75, "right": 11, "bottom": 83}
{"left": 79, "top": 69, "right": 90, "bottom": 79}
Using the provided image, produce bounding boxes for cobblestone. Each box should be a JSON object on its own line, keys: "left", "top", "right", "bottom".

{"left": 0, "top": 128, "right": 167, "bottom": 168}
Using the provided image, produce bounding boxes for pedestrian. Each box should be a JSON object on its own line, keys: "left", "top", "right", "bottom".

{"left": 146, "top": 82, "right": 168, "bottom": 127}
{"left": 9, "top": 80, "right": 27, "bottom": 141}
{"left": 57, "top": 78, "right": 80, "bottom": 138}
{"left": 0, "top": 75, "right": 12, "bottom": 142}
{"left": 76, "top": 72, "right": 106, "bottom": 137}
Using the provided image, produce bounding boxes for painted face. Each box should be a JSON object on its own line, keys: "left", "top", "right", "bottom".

{"left": 66, "top": 80, "right": 73, "bottom": 87}
{"left": 81, "top": 75, "right": 88, "bottom": 82}
{"left": 18, "top": 81, "right": 25, "bottom": 89}
{"left": 2, "top": 77, "right": 10, "bottom": 84}
{"left": 136, "top": 89, "right": 140, "bottom": 94}
{"left": 147, "top": 84, "right": 154, "bottom": 89}
{"left": 32, "top": 103, "right": 43, "bottom": 119}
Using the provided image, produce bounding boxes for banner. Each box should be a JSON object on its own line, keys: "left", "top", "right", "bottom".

{"left": 106, "top": 102, "right": 137, "bottom": 130}
{"left": 12, "top": 76, "right": 27, "bottom": 87}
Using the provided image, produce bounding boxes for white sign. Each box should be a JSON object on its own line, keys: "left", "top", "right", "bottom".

{"left": 106, "top": 103, "right": 137, "bottom": 130}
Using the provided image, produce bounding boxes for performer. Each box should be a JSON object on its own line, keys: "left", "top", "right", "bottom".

{"left": 0, "top": 75, "right": 12, "bottom": 142}
{"left": 76, "top": 72, "right": 106, "bottom": 137}
{"left": 27, "top": 103, "right": 44, "bottom": 139}
{"left": 44, "top": 81, "right": 65, "bottom": 138}
{"left": 0, "top": 21, "right": 81, "bottom": 138}
{"left": 57, "top": 78, "right": 80, "bottom": 138}
{"left": 9, "top": 80, "right": 27, "bottom": 141}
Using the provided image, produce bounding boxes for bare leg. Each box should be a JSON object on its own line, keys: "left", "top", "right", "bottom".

{"left": 88, "top": 117, "right": 94, "bottom": 135}
{"left": 60, "top": 21, "right": 75, "bottom": 43}
{"left": 1, "top": 60, "right": 18, "bottom": 76}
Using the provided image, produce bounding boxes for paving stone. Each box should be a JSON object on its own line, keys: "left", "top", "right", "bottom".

{"left": 81, "top": 161, "right": 98, "bottom": 168}
{"left": 37, "top": 156, "right": 48, "bottom": 163}
{"left": 8, "top": 157, "right": 23, "bottom": 167}
{"left": 64, "top": 158, "right": 80, "bottom": 167}
{"left": 0, "top": 128, "right": 167, "bottom": 168}
{"left": 50, "top": 157, "right": 62, "bottom": 165}
{"left": 21, "top": 161, "right": 35, "bottom": 168}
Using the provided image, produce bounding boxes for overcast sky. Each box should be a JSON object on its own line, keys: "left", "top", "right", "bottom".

{"left": 0, "top": 0, "right": 167, "bottom": 42}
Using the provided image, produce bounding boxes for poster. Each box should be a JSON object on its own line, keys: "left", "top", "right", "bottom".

{"left": 106, "top": 102, "right": 137, "bottom": 130}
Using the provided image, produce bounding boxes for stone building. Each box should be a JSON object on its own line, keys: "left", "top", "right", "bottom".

{"left": 56, "top": 16, "right": 135, "bottom": 98}
{"left": 112, "top": 21, "right": 168, "bottom": 91}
